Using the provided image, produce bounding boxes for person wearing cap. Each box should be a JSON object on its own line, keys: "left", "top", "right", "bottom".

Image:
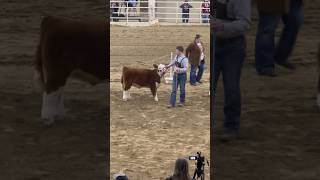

{"left": 186, "top": 34, "right": 206, "bottom": 86}
{"left": 211, "top": 0, "right": 251, "bottom": 141}
{"left": 167, "top": 46, "right": 189, "bottom": 108}
{"left": 255, "top": 0, "right": 304, "bottom": 76}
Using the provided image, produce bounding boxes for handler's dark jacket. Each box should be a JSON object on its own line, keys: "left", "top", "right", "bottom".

{"left": 185, "top": 41, "right": 205, "bottom": 66}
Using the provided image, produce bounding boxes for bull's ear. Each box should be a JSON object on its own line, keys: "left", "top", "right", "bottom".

{"left": 153, "top": 64, "right": 158, "bottom": 69}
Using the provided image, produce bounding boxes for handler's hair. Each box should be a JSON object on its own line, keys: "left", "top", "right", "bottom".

{"left": 176, "top": 46, "right": 184, "bottom": 52}
{"left": 170, "top": 158, "right": 191, "bottom": 180}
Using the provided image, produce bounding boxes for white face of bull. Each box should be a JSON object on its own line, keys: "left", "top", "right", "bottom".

{"left": 157, "top": 64, "right": 167, "bottom": 77}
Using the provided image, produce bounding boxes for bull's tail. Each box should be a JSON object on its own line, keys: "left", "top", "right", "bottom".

{"left": 33, "top": 44, "right": 45, "bottom": 92}
{"left": 317, "top": 43, "right": 320, "bottom": 109}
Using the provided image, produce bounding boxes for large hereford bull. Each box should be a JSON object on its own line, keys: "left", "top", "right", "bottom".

{"left": 34, "top": 16, "right": 107, "bottom": 125}
{"left": 121, "top": 64, "right": 166, "bottom": 102}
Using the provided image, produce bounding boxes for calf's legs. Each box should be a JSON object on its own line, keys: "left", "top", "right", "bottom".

{"left": 150, "top": 84, "right": 158, "bottom": 102}
{"left": 41, "top": 87, "right": 65, "bottom": 125}
{"left": 122, "top": 82, "right": 131, "bottom": 101}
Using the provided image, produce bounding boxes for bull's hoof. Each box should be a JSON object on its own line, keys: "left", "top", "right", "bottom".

{"left": 42, "top": 118, "right": 55, "bottom": 126}
{"left": 123, "top": 98, "right": 128, "bottom": 101}
{"left": 154, "top": 97, "right": 159, "bottom": 102}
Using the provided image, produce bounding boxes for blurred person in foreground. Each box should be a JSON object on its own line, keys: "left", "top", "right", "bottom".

{"left": 211, "top": 0, "right": 251, "bottom": 142}
{"left": 186, "top": 34, "right": 206, "bottom": 86}
{"left": 165, "top": 158, "right": 192, "bottom": 180}
{"left": 255, "top": 0, "right": 304, "bottom": 76}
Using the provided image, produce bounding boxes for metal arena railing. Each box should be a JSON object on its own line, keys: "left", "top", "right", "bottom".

{"left": 110, "top": 0, "right": 210, "bottom": 26}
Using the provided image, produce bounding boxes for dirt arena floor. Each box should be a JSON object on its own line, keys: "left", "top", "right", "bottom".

{"left": 0, "top": 0, "right": 108, "bottom": 179}
{"left": 214, "top": 1, "right": 320, "bottom": 179}
{"left": 110, "top": 26, "right": 210, "bottom": 179}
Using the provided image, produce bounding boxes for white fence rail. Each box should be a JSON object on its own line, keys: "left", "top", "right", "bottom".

{"left": 110, "top": 0, "right": 210, "bottom": 26}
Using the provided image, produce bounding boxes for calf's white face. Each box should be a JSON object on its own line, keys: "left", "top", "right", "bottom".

{"left": 157, "top": 64, "right": 167, "bottom": 77}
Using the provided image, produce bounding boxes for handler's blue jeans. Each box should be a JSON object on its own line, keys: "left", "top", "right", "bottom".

{"left": 182, "top": 13, "right": 189, "bottom": 23}
{"left": 214, "top": 36, "right": 245, "bottom": 131}
{"left": 170, "top": 73, "right": 186, "bottom": 106}
{"left": 255, "top": 0, "right": 304, "bottom": 73}
{"left": 190, "top": 62, "right": 205, "bottom": 84}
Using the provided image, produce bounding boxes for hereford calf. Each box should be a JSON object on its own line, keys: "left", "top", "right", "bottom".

{"left": 121, "top": 64, "right": 166, "bottom": 101}
{"left": 34, "top": 16, "right": 107, "bottom": 125}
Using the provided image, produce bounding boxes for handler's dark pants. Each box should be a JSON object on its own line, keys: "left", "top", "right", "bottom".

{"left": 255, "top": 0, "right": 304, "bottom": 73}
{"left": 182, "top": 13, "right": 190, "bottom": 23}
{"left": 214, "top": 36, "right": 245, "bottom": 131}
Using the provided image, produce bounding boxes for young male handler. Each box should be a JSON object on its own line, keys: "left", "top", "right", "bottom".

{"left": 167, "top": 46, "right": 189, "bottom": 108}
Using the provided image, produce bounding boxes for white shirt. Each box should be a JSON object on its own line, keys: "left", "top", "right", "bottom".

{"left": 197, "top": 42, "right": 205, "bottom": 60}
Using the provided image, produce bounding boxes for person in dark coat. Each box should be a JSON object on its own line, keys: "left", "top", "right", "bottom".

{"left": 186, "top": 34, "right": 206, "bottom": 85}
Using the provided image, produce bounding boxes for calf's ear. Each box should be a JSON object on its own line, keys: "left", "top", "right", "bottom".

{"left": 153, "top": 64, "right": 158, "bottom": 69}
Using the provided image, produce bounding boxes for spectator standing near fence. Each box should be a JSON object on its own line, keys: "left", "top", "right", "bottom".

{"left": 211, "top": 0, "right": 251, "bottom": 142}
{"left": 255, "top": 0, "right": 304, "bottom": 76}
{"left": 128, "top": 0, "right": 137, "bottom": 16}
{"left": 186, "top": 34, "right": 205, "bottom": 86}
{"left": 111, "top": 2, "right": 120, "bottom": 22}
{"left": 201, "top": 0, "right": 210, "bottom": 23}
{"left": 180, "top": 0, "right": 193, "bottom": 23}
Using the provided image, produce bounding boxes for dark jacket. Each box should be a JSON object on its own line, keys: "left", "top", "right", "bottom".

{"left": 256, "top": 0, "right": 290, "bottom": 14}
{"left": 185, "top": 41, "right": 205, "bottom": 65}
